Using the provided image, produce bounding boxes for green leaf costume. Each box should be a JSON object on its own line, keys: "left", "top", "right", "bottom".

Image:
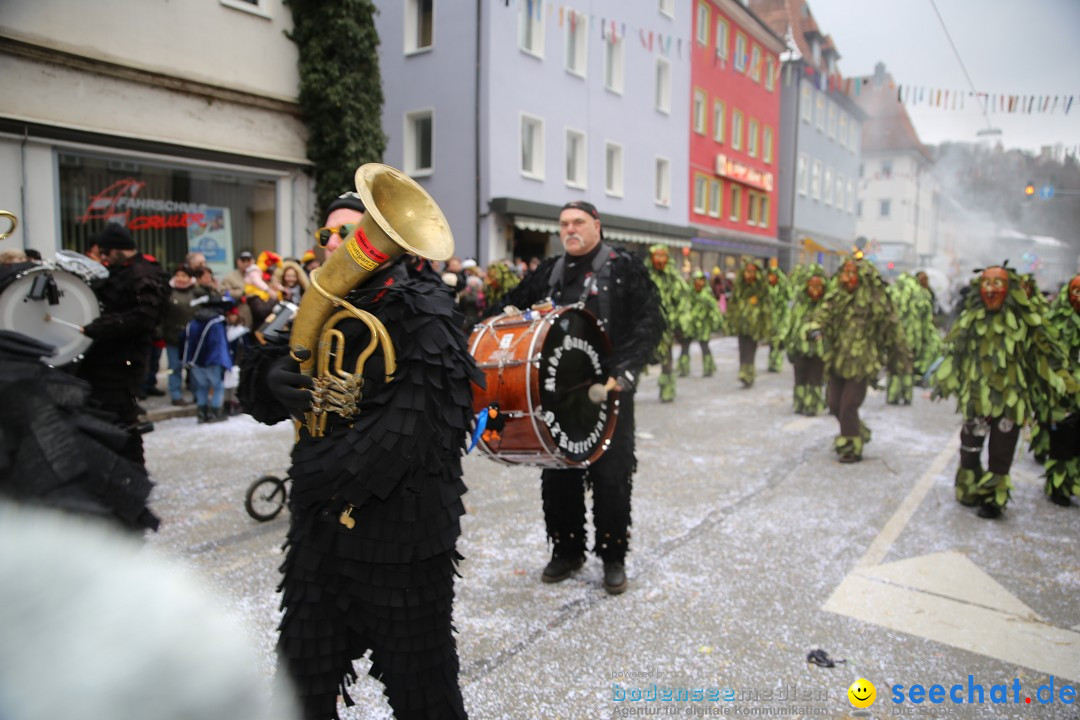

{"left": 728, "top": 261, "right": 773, "bottom": 387}
{"left": 766, "top": 267, "right": 792, "bottom": 372}
{"left": 808, "top": 259, "right": 910, "bottom": 382}
{"left": 932, "top": 266, "right": 1074, "bottom": 511}
{"left": 1040, "top": 280, "right": 1080, "bottom": 503}
{"left": 784, "top": 264, "right": 827, "bottom": 415}
{"left": 678, "top": 283, "right": 725, "bottom": 341}
{"left": 483, "top": 261, "right": 521, "bottom": 308}
{"left": 646, "top": 245, "right": 691, "bottom": 401}
{"left": 885, "top": 273, "right": 941, "bottom": 404}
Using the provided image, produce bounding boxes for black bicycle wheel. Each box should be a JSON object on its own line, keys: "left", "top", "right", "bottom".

{"left": 244, "top": 475, "right": 286, "bottom": 521}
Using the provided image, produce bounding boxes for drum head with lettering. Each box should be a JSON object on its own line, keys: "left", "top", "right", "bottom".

{"left": 0, "top": 268, "right": 98, "bottom": 366}
{"left": 537, "top": 309, "right": 611, "bottom": 463}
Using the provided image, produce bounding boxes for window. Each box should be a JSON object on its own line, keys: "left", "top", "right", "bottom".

{"left": 734, "top": 33, "right": 747, "bottom": 72}
{"left": 823, "top": 167, "right": 833, "bottom": 205}
{"left": 605, "top": 142, "right": 624, "bottom": 196}
{"left": 747, "top": 118, "right": 759, "bottom": 157}
{"left": 405, "top": 0, "right": 434, "bottom": 54}
{"left": 693, "top": 89, "right": 708, "bottom": 135}
{"left": 693, "top": 173, "right": 708, "bottom": 214}
{"left": 220, "top": 0, "right": 271, "bottom": 18}
{"left": 827, "top": 102, "right": 837, "bottom": 139}
{"left": 811, "top": 159, "right": 822, "bottom": 200}
{"left": 716, "top": 18, "right": 729, "bottom": 62}
{"left": 520, "top": 113, "right": 544, "bottom": 179}
{"left": 713, "top": 100, "right": 726, "bottom": 143}
{"left": 815, "top": 93, "right": 825, "bottom": 130}
{"left": 696, "top": 3, "right": 710, "bottom": 46}
{"left": 729, "top": 184, "right": 742, "bottom": 221}
{"left": 404, "top": 109, "right": 434, "bottom": 175}
{"left": 565, "top": 10, "right": 587, "bottom": 77}
{"left": 709, "top": 179, "right": 722, "bottom": 218}
{"left": 758, "top": 194, "right": 769, "bottom": 228}
{"left": 655, "top": 157, "right": 671, "bottom": 206}
{"left": 801, "top": 84, "right": 812, "bottom": 123}
{"left": 763, "top": 126, "right": 773, "bottom": 164}
{"left": 519, "top": 0, "right": 544, "bottom": 57}
{"left": 604, "top": 32, "right": 624, "bottom": 93}
{"left": 835, "top": 173, "right": 844, "bottom": 209}
{"left": 731, "top": 110, "right": 743, "bottom": 151}
{"left": 838, "top": 114, "right": 848, "bottom": 148}
{"left": 847, "top": 180, "right": 855, "bottom": 213}
{"left": 881, "top": 160, "right": 893, "bottom": 178}
{"left": 849, "top": 121, "right": 858, "bottom": 152}
{"left": 655, "top": 57, "right": 671, "bottom": 113}
{"left": 659, "top": 0, "right": 674, "bottom": 17}
{"left": 749, "top": 45, "right": 761, "bottom": 82}
{"left": 797, "top": 153, "right": 808, "bottom": 195}
{"left": 765, "top": 57, "right": 775, "bottom": 91}
{"left": 880, "top": 199, "right": 891, "bottom": 217}
{"left": 747, "top": 191, "right": 759, "bottom": 225}
{"left": 565, "top": 129, "right": 586, "bottom": 188}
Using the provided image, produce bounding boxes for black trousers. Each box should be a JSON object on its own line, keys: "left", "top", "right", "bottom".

{"left": 826, "top": 374, "right": 867, "bottom": 437}
{"left": 960, "top": 418, "right": 1021, "bottom": 475}
{"left": 738, "top": 335, "right": 757, "bottom": 365}
{"left": 82, "top": 365, "right": 146, "bottom": 468}
{"left": 793, "top": 356, "right": 824, "bottom": 387}
{"left": 680, "top": 339, "right": 711, "bottom": 359}
{"left": 541, "top": 392, "right": 636, "bottom": 564}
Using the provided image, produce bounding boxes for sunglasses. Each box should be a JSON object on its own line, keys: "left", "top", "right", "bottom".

{"left": 314, "top": 222, "right": 361, "bottom": 247}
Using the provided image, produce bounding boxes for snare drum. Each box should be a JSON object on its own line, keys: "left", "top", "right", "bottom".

{"left": 469, "top": 305, "right": 618, "bottom": 468}
{"left": 0, "top": 265, "right": 99, "bottom": 366}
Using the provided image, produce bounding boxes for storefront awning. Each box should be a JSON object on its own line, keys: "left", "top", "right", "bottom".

{"left": 512, "top": 216, "right": 691, "bottom": 248}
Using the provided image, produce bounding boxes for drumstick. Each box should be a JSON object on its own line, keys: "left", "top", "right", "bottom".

{"left": 44, "top": 314, "right": 83, "bottom": 332}
{"left": 588, "top": 377, "right": 618, "bottom": 404}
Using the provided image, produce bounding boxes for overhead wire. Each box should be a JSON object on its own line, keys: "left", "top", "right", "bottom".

{"left": 927, "top": 0, "right": 997, "bottom": 134}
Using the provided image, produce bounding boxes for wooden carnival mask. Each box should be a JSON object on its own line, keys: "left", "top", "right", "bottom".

{"left": 742, "top": 263, "right": 758, "bottom": 285}
{"left": 651, "top": 248, "right": 669, "bottom": 272}
{"left": 1069, "top": 274, "right": 1080, "bottom": 314}
{"left": 806, "top": 275, "right": 825, "bottom": 301}
{"left": 838, "top": 261, "right": 859, "bottom": 293}
{"left": 767, "top": 271, "right": 778, "bottom": 286}
{"left": 916, "top": 271, "right": 929, "bottom": 290}
{"left": 694, "top": 277, "right": 707, "bottom": 292}
{"left": 979, "top": 266, "right": 1009, "bottom": 312}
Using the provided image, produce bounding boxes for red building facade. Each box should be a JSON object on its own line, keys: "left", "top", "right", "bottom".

{"left": 689, "top": 0, "right": 784, "bottom": 253}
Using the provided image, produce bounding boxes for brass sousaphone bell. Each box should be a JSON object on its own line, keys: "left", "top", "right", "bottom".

{"left": 289, "top": 163, "right": 454, "bottom": 437}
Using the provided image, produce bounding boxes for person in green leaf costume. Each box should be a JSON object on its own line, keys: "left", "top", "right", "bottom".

{"left": 677, "top": 269, "right": 725, "bottom": 378}
{"left": 807, "top": 257, "right": 910, "bottom": 463}
{"left": 784, "top": 264, "right": 827, "bottom": 415}
{"left": 933, "top": 264, "right": 1074, "bottom": 519}
{"left": 484, "top": 260, "right": 521, "bottom": 309}
{"left": 1040, "top": 274, "right": 1080, "bottom": 507}
{"left": 727, "top": 260, "right": 772, "bottom": 388}
{"left": 885, "top": 273, "right": 940, "bottom": 405}
{"left": 646, "top": 244, "right": 691, "bottom": 402}
{"left": 766, "top": 265, "right": 792, "bottom": 373}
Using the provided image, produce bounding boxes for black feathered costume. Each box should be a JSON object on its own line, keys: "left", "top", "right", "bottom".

{"left": 241, "top": 259, "right": 482, "bottom": 720}
{"left": 493, "top": 244, "right": 665, "bottom": 565}
{"left": 0, "top": 330, "right": 159, "bottom": 533}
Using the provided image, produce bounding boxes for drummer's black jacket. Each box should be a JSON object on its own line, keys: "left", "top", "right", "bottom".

{"left": 82, "top": 253, "right": 167, "bottom": 376}
{"left": 240, "top": 259, "right": 484, "bottom": 559}
{"left": 493, "top": 245, "right": 666, "bottom": 390}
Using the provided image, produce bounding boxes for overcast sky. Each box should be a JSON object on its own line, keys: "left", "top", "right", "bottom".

{"left": 806, "top": 0, "right": 1080, "bottom": 154}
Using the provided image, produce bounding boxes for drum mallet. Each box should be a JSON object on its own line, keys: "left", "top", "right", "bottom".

{"left": 588, "top": 377, "right": 618, "bottom": 404}
{"left": 44, "top": 313, "right": 84, "bottom": 333}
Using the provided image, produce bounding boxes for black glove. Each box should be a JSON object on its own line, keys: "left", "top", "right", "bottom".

{"left": 266, "top": 349, "right": 314, "bottom": 417}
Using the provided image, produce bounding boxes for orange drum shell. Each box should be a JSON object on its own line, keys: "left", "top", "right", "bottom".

{"left": 469, "top": 307, "right": 616, "bottom": 468}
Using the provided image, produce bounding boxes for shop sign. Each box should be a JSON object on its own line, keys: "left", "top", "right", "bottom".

{"left": 78, "top": 178, "right": 209, "bottom": 230}
{"left": 715, "top": 154, "right": 774, "bottom": 192}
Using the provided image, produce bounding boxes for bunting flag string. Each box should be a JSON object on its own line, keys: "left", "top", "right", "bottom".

{"left": 879, "top": 82, "right": 1080, "bottom": 115}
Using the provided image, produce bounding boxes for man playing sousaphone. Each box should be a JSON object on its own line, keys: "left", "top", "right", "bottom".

{"left": 240, "top": 168, "right": 483, "bottom": 719}
{"left": 490, "top": 201, "right": 664, "bottom": 594}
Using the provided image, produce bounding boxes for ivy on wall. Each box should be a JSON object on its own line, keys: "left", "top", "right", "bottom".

{"left": 285, "top": 0, "right": 386, "bottom": 213}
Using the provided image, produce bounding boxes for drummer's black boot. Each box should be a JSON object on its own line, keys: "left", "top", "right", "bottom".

{"left": 541, "top": 553, "right": 584, "bottom": 583}
{"left": 196, "top": 405, "right": 209, "bottom": 424}
{"left": 603, "top": 562, "right": 628, "bottom": 595}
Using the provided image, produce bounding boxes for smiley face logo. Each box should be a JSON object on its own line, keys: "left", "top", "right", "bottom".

{"left": 848, "top": 678, "right": 876, "bottom": 708}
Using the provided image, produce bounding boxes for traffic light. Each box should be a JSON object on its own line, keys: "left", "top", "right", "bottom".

{"left": 1024, "top": 180, "right": 1036, "bottom": 198}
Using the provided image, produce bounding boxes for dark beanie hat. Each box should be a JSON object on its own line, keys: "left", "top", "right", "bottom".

{"left": 94, "top": 224, "right": 136, "bottom": 250}
{"left": 323, "top": 191, "right": 366, "bottom": 222}
{"left": 560, "top": 200, "right": 601, "bottom": 220}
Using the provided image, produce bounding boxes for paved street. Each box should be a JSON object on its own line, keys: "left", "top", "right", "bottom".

{"left": 143, "top": 336, "right": 1079, "bottom": 720}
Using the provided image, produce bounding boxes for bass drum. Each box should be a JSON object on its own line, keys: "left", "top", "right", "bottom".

{"left": 0, "top": 265, "right": 99, "bottom": 366}
{"left": 469, "top": 305, "right": 618, "bottom": 468}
